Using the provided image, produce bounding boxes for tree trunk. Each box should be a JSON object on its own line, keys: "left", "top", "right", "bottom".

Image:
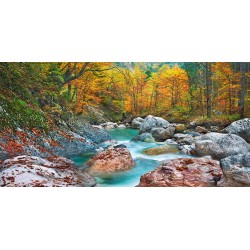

{"left": 68, "top": 83, "right": 72, "bottom": 100}
{"left": 205, "top": 62, "right": 212, "bottom": 118}
{"left": 239, "top": 62, "right": 247, "bottom": 118}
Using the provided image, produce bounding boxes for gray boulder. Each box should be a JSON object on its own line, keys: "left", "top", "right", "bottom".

{"left": 139, "top": 115, "right": 169, "bottom": 134}
{"left": 183, "top": 130, "right": 201, "bottom": 137}
{"left": 180, "top": 137, "right": 195, "bottom": 145}
{"left": 131, "top": 117, "right": 144, "bottom": 129}
{"left": 67, "top": 116, "right": 111, "bottom": 144}
{"left": 47, "top": 130, "right": 97, "bottom": 157}
{"left": 223, "top": 118, "right": 250, "bottom": 143}
{"left": 210, "top": 126, "right": 220, "bottom": 132}
{"left": 194, "top": 132, "right": 250, "bottom": 160}
{"left": 220, "top": 153, "right": 250, "bottom": 186}
{"left": 100, "top": 122, "right": 118, "bottom": 129}
{"left": 131, "top": 133, "right": 155, "bottom": 143}
{"left": 173, "top": 133, "right": 190, "bottom": 139}
{"left": 151, "top": 127, "right": 175, "bottom": 141}
{"left": 165, "top": 139, "right": 178, "bottom": 145}
{"left": 179, "top": 144, "right": 195, "bottom": 155}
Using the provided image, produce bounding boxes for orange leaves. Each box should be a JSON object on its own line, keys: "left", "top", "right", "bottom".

{"left": 32, "top": 128, "right": 43, "bottom": 136}
{"left": 212, "top": 62, "right": 240, "bottom": 113}
{"left": 57, "top": 62, "right": 192, "bottom": 116}
{"left": 149, "top": 64, "right": 189, "bottom": 112}
{"left": 0, "top": 137, "right": 23, "bottom": 154}
{"left": 56, "top": 62, "right": 249, "bottom": 118}
{"left": 65, "top": 63, "right": 114, "bottom": 113}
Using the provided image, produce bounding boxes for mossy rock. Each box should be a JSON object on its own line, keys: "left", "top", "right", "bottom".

{"left": 175, "top": 124, "right": 186, "bottom": 132}
{"left": 143, "top": 145, "right": 179, "bottom": 155}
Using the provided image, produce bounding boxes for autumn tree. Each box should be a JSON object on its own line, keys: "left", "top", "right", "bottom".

{"left": 212, "top": 62, "right": 240, "bottom": 114}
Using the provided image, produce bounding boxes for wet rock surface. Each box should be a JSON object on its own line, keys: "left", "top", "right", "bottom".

{"left": 131, "top": 133, "right": 155, "bottom": 142}
{"left": 86, "top": 148, "right": 135, "bottom": 176}
{"left": 143, "top": 144, "right": 179, "bottom": 155}
{"left": 137, "top": 158, "right": 222, "bottom": 187}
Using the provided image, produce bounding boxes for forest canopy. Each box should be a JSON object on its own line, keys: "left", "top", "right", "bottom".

{"left": 0, "top": 62, "right": 250, "bottom": 129}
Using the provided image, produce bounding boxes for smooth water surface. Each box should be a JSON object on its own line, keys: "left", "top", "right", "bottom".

{"left": 72, "top": 128, "right": 193, "bottom": 187}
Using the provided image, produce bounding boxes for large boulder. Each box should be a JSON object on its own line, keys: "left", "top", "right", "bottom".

{"left": 220, "top": 153, "right": 250, "bottom": 186}
{"left": 143, "top": 144, "right": 179, "bottom": 155}
{"left": 137, "top": 158, "right": 222, "bottom": 187}
{"left": 67, "top": 116, "right": 111, "bottom": 144}
{"left": 48, "top": 130, "right": 96, "bottom": 157}
{"left": 0, "top": 129, "right": 97, "bottom": 161}
{"left": 0, "top": 155, "right": 96, "bottom": 187}
{"left": 139, "top": 115, "right": 169, "bottom": 134}
{"left": 194, "top": 133, "right": 250, "bottom": 160}
{"left": 151, "top": 127, "right": 175, "bottom": 141}
{"left": 131, "top": 133, "right": 155, "bottom": 143}
{"left": 223, "top": 118, "right": 250, "bottom": 143}
{"left": 173, "top": 133, "right": 195, "bottom": 145}
{"left": 131, "top": 117, "right": 144, "bottom": 129}
{"left": 86, "top": 148, "right": 135, "bottom": 176}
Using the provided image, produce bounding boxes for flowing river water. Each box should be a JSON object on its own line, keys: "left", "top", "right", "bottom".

{"left": 72, "top": 128, "right": 193, "bottom": 187}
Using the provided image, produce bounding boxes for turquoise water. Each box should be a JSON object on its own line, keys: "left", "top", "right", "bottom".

{"left": 72, "top": 128, "right": 193, "bottom": 187}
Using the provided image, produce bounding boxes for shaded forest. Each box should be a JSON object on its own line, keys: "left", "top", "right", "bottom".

{"left": 0, "top": 62, "right": 250, "bottom": 130}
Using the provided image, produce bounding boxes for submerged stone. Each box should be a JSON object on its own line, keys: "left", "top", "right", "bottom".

{"left": 143, "top": 144, "right": 179, "bottom": 155}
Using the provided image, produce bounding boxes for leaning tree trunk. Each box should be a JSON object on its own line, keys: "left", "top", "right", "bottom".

{"left": 239, "top": 62, "right": 247, "bottom": 118}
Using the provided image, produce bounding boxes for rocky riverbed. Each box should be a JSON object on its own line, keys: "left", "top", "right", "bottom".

{"left": 1, "top": 115, "right": 250, "bottom": 187}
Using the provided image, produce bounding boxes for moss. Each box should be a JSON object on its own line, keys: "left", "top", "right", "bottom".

{"left": 143, "top": 145, "right": 179, "bottom": 155}
{"left": 0, "top": 95, "right": 47, "bottom": 130}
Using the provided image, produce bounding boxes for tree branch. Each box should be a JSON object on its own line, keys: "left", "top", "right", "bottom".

{"left": 63, "top": 62, "right": 90, "bottom": 84}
